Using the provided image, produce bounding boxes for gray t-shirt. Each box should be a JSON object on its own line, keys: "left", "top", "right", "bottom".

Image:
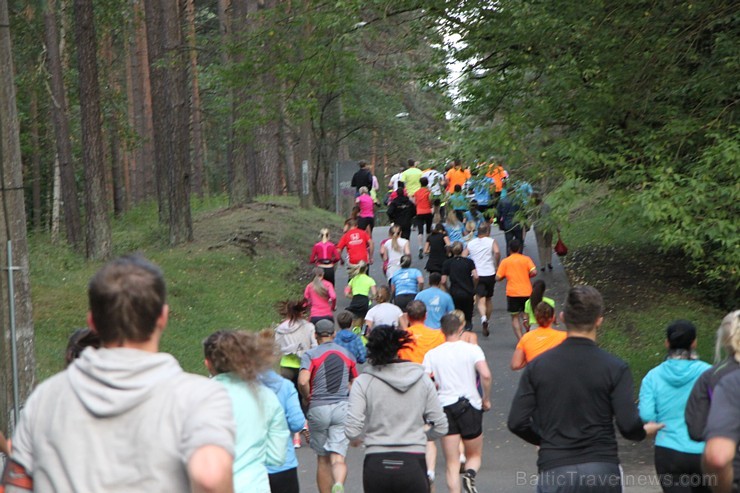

{"left": 10, "top": 348, "right": 235, "bottom": 492}
{"left": 704, "top": 370, "right": 740, "bottom": 483}
{"left": 300, "top": 342, "right": 357, "bottom": 408}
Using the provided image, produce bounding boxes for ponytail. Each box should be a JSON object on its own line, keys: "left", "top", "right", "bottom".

{"left": 320, "top": 228, "right": 330, "bottom": 242}
{"left": 312, "top": 267, "right": 329, "bottom": 299}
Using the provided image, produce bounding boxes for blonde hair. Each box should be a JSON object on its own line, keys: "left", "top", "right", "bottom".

{"left": 349, "top": 260, "right": 368, "bottom": 278}
{"left": 715, "top": 310, "right": 740, "bottom": 363}
{"left": 311, "top": 267, "right": 328, "bottom": 299}
{"left": 319, "top": 228, "right": 330, "bottom": 242}
{"left": 446, "top": 212, "right": 460, "bottom": 227}
{"left": 390, "top": 225, "right": 402, "bottom": 252}
{"left": 451, "top": 309, "right": 466, "bottom": 325}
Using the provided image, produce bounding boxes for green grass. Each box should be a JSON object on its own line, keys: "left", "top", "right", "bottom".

{"left": 29, "top": 195, "right": 343, "bottom": 381}
{"left": 550, "top": 179, "right": 726, "bottom": 385}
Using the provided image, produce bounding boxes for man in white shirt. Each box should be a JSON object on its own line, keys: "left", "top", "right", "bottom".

{"left": 423, "top": 313, "right": 492, "bottom": 493}
{"left": 465, "top": 222, "right": 501, "bottom": 337}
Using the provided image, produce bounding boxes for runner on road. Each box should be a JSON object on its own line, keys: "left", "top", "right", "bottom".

{"left": 423, "top": 313, "right": 492, "bottom": 493}
{"left": 337, "top": 219, "right": 374, "bottom": 274}
{"left": 510, "top": 302, "right": 565, "bottom": 370}
{"left": 415, "top": 272, "right": 455, "bottom": 330}
{"left": 508, "top": 285, "right": 661, "bottom": 493}
{"left": 495, "top": 238, "right": 536, "bottom": 340}
{"left": 442, "top": 242, "right": 478, "bottom": 331}
{"left": 298, "top": 320, "right": 358, "bottom": 493}
{"left": 345, "top": 325, "right": 448, "bottom": 493}
{"left": 466, "top": 222, "right": 501, "bottom": 337}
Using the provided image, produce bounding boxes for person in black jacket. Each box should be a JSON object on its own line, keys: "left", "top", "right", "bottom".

{"left": 387, "top": 182, "right": 416, "bottom": 240}
{"left": 508, "top": 285, "right": 662, "bottom": 493}
{"left": 685, "top": 310, "right": 740, "bottom": 492}
{"left": 351, "top": 160, "right": 373, "bottom": 195}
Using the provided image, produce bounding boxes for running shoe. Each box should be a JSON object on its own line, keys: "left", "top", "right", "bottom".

{"left": 462, "top": 470, "right": 478, "bottom": 493}
{"left": 481, "top": 318, "right": 490, "bottom": 337}
{"left": 292, "top": 435, "right": 301, "bottom": 449}
{"left": 418, "top": 247, "right": 424, "bottom": 259}
{"left": 331, "top": 484, "right": 344, "bottom": 493}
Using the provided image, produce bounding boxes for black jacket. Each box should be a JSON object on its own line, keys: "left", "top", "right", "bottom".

{"left": 508, "top": 337, "right": 646, "bottom": 471}
{"left": 387, "top": 195, "right": 416, "bottom": 227}
{"left": 351, "top": 168, "right": 373, "bottom": 192}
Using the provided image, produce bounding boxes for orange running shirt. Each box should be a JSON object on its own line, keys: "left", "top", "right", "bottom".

{"left": 446, "top": 168, "right": 470, "bottom": 193}
{"left": 486, "top": 165, "right": 508, "bottom": 192}
{"left": 398, "top": 323, "right": 445, "bottom": 364}
{"left": 414, "top": 188, "right": 432, "bottom": 215}
{"left": 516, "top": 327, "right": 567, "bottom": 362}
{"left": 496, "top": 253, "right": 536, "bottom": 297}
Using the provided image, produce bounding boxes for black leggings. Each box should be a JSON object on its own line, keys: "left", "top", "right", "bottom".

{"left": 654, "top": 446, "right": 712, "bottom": 493}
{"left": 451, "top": 291, "right": 474, "bottom": 329}
{"left": 319, "top": 265, "right": 335, "bottom": 286}
{"left": 269, "top": 467, "right": 300, "bottom": 493}
{"left": 363, "top": 452, "right": 429, "bottom": 493}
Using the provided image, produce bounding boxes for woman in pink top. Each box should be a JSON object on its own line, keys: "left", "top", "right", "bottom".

{"left": 309, "top": 228, "right": 340, "bottom": 286}
{"left": 304, "top": 267, "right": 337, "bottom": 325}
{"left": 356, "top": 186, "right": 375, "bottom": 233}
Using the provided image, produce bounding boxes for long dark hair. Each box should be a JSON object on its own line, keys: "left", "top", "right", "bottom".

{"left": 530, "top": 280, "right": 546, "bottom": 311}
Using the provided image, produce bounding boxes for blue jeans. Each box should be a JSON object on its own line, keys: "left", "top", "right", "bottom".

{"left": 537, "top": 462, "right": 623, "bottom": 493}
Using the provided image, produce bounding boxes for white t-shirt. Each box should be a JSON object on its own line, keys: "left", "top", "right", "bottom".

{"left": 467, "top": 236, "right": 497, "bottom": 277}
{"left": 384, "top": 237, "right": 409, "bottom": 279}
{"left": 365, "top": 302, "right": 403, "bottom": 327}
{"left": 423, "top": 341, "right": 486, "bottom": 409}
{"left": 389, "top": 173, "right": 403, "bottom": 191}
{"left": 422, "top": 170, "right": 445, "bottom": 197}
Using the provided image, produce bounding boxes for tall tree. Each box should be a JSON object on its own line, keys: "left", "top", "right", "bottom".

{"left": 185, "top": 0, "right": 206, "bottom": 198}
{"left": 144, "top": 0, "right": 193, "bottom": 243}
{"left": 43, "top": 0, "right": 82, "bottom": 250}
{"left": 0, "top": 0, "right": 36, "bottom": 435}
{"left": 74, "top": 0, "right": 112, "bottom": 259}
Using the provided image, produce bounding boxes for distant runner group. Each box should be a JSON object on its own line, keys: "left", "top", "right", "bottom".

{"left": 0, "top": 159, "right": 738, "bottom": 493}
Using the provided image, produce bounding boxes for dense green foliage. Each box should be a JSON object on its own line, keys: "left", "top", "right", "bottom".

{"left": 441, "top": 0, "right": 739, "bottom": 303}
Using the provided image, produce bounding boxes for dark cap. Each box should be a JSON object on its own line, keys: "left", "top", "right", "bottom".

{"left": 666, "top": 320, "right": 697, "bottom": 350}
{"left": 315, "top": 319, "right": 336, "bottom": 335}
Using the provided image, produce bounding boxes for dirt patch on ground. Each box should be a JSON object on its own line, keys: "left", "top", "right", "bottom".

{"left": 192, "top": 200, "right": 344, "bottom": 284}
{"left": 562, "top": 245, "right": 690, "bottom": 315}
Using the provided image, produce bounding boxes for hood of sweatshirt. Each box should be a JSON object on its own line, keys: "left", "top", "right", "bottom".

{"left": 364, "top": 361, "right": 425, "bottom": 393}
{"left": 275, "top": 319, "right": 310, "bottom": 335}
{"left": 656, "top": 359, "right": 710, "bottom": 388}
{"left": 336, "top": 330, "right": 358, "bottom": 344}
{"left": 66, "top": 347, "right": 182, "bottom": 417}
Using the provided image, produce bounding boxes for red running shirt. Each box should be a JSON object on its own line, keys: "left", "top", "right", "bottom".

{"left": 414, "top": 188, "right": 432, "bottom": 215}
{"left": 337, "top": 228, "right": 371, "bottom": 264}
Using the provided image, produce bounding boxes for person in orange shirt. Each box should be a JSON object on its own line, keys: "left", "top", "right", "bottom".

{"left": 486, "top": 161, "right": 508, "bottom": 205}
{"left": 510, "top": 302, "right": 566, "bottom": 370}
{"left": 496, "top": 238, "right": 537, "bottom": 340}
{"left": 445, "top": 159, "right": 471, "bottom": 194}
{"left": 397, "top": 300, "right": 445, "bottom": 364}
{"left": 413, "top": 176, "right": 433, "bottom": 259}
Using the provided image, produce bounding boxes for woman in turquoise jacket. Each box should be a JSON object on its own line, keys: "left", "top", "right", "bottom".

{"left": 204, "top": 330, "right": 289, "bottom": 493}
{"left": 639, "top": 320, "right": 711, "bottom": 493}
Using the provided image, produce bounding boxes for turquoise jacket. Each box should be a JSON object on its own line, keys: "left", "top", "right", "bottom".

{"left": 214, "top": 373, "right": 288, "bottom": 493}
{"left": 639, "top": 358, "right": 711, "bottom": 454}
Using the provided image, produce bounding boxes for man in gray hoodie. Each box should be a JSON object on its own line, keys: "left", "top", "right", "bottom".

{"left": 4, "top": 255, "right": 236, "bottom": 493}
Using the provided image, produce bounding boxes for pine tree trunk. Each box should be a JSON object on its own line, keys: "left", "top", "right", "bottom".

{"left": 29, "top": 90, "right": 43, "bottom": 231}
{"left": 0, "top": 0, "right": 36, "bottom": 435}
{"left": 102, "top": 33, "right": 127, "bottom": 216}
{"left": 278, "top": 85, "right": 296, "bottom": 193}
{"left": 43, "top": 0, "right": 82, "bottom": 250}
{"left": 74, "top": 0, "right": 112, "bottom": 260}
{"left": 185, "top": 0, "right": 205, "bottom": 198}
{"left": 144, "top": 0, "right": 192, "bottom": 243}
{"left": 218, "top": 0, "right": 235, "bottom": 196}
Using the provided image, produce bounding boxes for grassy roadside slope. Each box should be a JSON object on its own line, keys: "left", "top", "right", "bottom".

{"left": 30, "top": 196, "right": 344, "bottom": 381}
{"left": 549, "top": 180, "right": 726, "bottom": 384}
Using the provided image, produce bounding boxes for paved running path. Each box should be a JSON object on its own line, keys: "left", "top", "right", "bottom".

{"left": 296, "top": 224, "right": 658, "bottom": 492}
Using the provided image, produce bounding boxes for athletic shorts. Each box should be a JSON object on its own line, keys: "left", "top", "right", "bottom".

{"left": 307, "top": 401, "right": 349, "bottom": 456}
{"left": 475, "top": 276, "right": 496, "bottom": 298}
{"left": 507, "top": 296, "right": 528, "bottom": 314}
{"left": 358, "top": 216, "right": 375, "bottom": 231}
{"left": 443, "top": 399, "right": 483, "bottom": 440}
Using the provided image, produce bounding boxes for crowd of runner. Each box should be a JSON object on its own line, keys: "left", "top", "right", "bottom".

{"left": 0, "top": 159, "right": 738, "bottom": 493}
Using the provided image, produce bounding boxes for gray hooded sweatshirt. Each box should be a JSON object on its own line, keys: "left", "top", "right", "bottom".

{"left": 345, "top": 361, "right": 448, "bottom": 455}
{"left": 10, "top": 347, "right": 235, "bottom": 492}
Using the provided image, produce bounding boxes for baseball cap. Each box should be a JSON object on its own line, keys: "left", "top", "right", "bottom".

{"left": 666, "top": 320, "right": 697, "bottom": 350}
{"left": 315, "top": 319, "right": 336, "bottom": 335}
